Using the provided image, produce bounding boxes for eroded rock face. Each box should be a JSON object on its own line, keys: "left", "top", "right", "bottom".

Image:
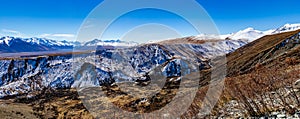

{"left": 0, "top": 39, "right": 242, "bottom": 98}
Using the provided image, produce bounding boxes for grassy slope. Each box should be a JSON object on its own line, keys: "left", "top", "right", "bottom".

{"left": 226, "top": 29, "right": 300, "bottom": 77}
{"left": 191, "top": 30, "right": 300, "bottom": 118}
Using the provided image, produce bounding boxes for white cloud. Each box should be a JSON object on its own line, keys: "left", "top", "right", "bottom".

{"left": 39, "top": 33, "right": 51, "bottom": 37}
{"left": 2, "top": 29, "right": 20, "bottom": 34}
{"left": 1, "top": 29, "right": 24, "bottom": 37}
{"left": 53, "top": 34, "right": 75, "bottom": 38}
{"left": 40, "top": 33, "right": 75, "bottom": 38}
{"left": 39, "top": 33, "right": 76, "bottom": 41}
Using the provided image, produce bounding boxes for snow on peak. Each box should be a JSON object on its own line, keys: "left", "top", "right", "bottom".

{"left": 25, "top": 37, "right": 44, "bottom": 45}
{"left": 192, "top": 27, "right": 263, "bottom": 41}
{"left": 24, "top": 37, "right": 76, "bottom": 46}
{"left": 226, "top": 27, "right": 266, "bottom": 42}
{"left": 0, "top": 36, "right": 77, "bottom": 48}
{"left": 192, "top": 23, "right": 300, "bottom": 43}
{"left": 273, "top": 23, "right": 300, "bottom": 34}
{"left": 0, "top": 36, "right": 13, "bottom": 46}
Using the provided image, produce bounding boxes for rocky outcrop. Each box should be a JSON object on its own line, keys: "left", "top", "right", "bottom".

{"left": 0, "top": 37, "right": 243, "bottom": 98}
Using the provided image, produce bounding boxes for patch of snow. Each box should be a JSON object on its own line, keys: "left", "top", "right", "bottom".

{"left": 0, "top": 36, "right": 13, "bottom": 46}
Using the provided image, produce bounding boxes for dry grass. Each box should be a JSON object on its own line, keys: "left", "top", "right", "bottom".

{"left": 0, "top": 100, "right": 39, "bottom": 119}
{"left": 226, "top": 29, "right": 300, "bottom": 77}
{"left": 12, "top": 89, "right": 94, "bottom": 119}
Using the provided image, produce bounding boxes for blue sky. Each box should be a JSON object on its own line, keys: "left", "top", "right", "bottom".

{"left": 0, "top": 0, "right": 300, "bottom": 41}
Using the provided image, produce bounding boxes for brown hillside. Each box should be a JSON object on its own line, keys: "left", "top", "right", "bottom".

{"left": 226, "top": 29, "right": 300, "bottom": 77}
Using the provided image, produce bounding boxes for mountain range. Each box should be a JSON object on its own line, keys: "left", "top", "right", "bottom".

{"left": 1, "top": 23, "right": 299, "bottom": 54}
{"left": 195, "top": 23, "right": 300, "bottom": 42}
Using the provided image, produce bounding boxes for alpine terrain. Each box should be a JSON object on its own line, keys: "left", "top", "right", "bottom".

{"left": 0, "top": 23, "right": 299, "bottom": 118}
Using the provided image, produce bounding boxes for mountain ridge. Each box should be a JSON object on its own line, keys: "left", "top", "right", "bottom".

{"left": 1, "top": 23, "right": 300, "bottom": 53}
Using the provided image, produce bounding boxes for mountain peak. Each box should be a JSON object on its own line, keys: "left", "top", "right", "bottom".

{"left": 273, "top": 23, "right": 300, "bottom": 34}
{"left": 283, "top": 23, "right": 300, "bottom": 28}
{"left": 196, "top": 23, "right": 300, "bottom": 42}
{"left": 0, "top": 36, "right": 14, "bottom": 46}
{"left": 225, "top": 27, "right": 265, "bottom": 42}
{"left": 237, "top": 27, "right": 263, "bottom": 34}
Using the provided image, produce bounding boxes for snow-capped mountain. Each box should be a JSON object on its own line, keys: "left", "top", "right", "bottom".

{"left": 195, "top": 23, "right": 300, "bottom": 42}
{"left": 0, "top": 36, "right": 139, "bottom": 53}
{"left": 1, "top": 23, "right": 299, "bottom": 53}
{"left": 193, "top": 28, "right": 268, "bottom": 42}
{"left": 0, "top": 36, "right": 76, "bottom": 53}
{"left": 272, "top": 23, "right": 300, "bottom": 34}
{"left": 24, "top": 37, "right": 80, "bottom": 47}
{"left": 0, "top": 36, "right": 78, "bottom": 47}
{"left": 194, "top": 28, "right": 268, "bottom": 42}
{"left": 0, "top": 36, "right": 13, "bottom": 46}
{"left": 83, "top": 39, "right": 138, "bottom": 47}
{"left": 225, "top": 28, "right": 273, "bottom": 42}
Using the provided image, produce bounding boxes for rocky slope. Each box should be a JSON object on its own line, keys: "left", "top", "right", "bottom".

{"left": 227, "top": 29, "right": 300, "bottom": 76}
{"left": 1, "top": 25, "right": 299, "bottom": 98}
{"left": 202, "top": 29, "right": 300, "bottom": 118}
{"left": 0, "top": 35, "right": 249, "bottom": 98}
